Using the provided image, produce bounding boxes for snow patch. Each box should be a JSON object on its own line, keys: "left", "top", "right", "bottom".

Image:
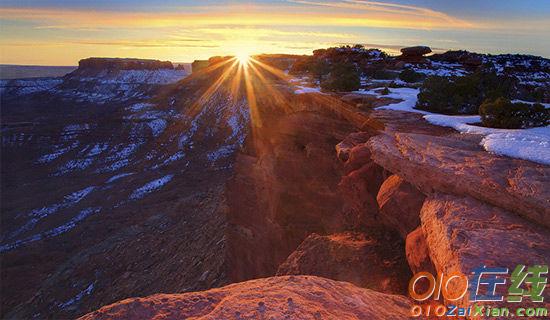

{"left": 129, "top": 175, "right": 174, "bottom": 200}
{"left": 59, "top": 283, "right": 95, "bottom": 309}
{"left": 424, "top": 114, "right": 550, "bottom": 165}
{"left": 294, "top": 85, "right": 325, "bottom": 94}
{"left": 366, "top": 86, "right": 550, "bottom": 165}
{"left": 147, "top": 119, "right": 167, "bottom": 137}
{"left": 106, "top": 172, "right": 135, "bottom": 183}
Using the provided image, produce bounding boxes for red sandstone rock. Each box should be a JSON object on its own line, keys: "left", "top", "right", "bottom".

{"left": 377, "top": 175, "right": 425, "bottom": 238}
{"left": 79, "top": 276, "right": 414, "bottom": 320}
{"left": 367, "top": 133, "right": 550, "bottom": 228}
{"left": 420, "top": 193, "right": 550, "bottom": 307}
{"left": 344, "top": 143, "right": 372, "bottom": 173}
{"left": 225, "top": 104, "right": 356, "bottom": 282}
{"left": 339, "top": 161, "right": 384, "bottom": 227}
{"left": 276, "top": 232, "right": 411, "bottom": 294}
{"left": 405, "top": 227, "right": 435, "bottom": 275}
{"left": 335, "top": 132, "right": 372, "bottom": 162}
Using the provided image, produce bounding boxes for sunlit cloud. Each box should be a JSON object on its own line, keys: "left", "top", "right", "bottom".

{"left": 0, "top": 5, "right": 475, "bottom": 31}
{"left": 288, "top": 0, "right": 473, "bottom": 28}
{"left": 1, "top": 1, "right": 549, "bottom": 64}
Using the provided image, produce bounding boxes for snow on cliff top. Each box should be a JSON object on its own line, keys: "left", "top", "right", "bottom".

{"left": 363, "top": 87, "right": 550, "bottom": 165}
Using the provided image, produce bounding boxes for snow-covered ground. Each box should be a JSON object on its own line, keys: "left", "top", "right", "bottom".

{"left": 360, "top": 87, "right": 550, "bottom": 165}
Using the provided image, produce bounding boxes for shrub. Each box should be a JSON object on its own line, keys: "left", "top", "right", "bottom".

{"left": 479, "top": 98, "right": 549, "bottom": 129}
{"left": 399, "top": 69, "right": 424, "bottom": 83}
{"left": 321, "top": 62, "right": 361, "bottom": 92}
{"left": 416, "top": 72, "right": 517, "bottom": 114}
{"left": 289, "top": 56, "right": 330, "bottom": 82}
{"left": 381, "top": 87, "right": 390, "bottom": 95}
{"left": 372, "top": 69, "right": 397, "bottom": 80}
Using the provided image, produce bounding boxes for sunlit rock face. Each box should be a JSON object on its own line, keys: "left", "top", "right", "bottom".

{"left": 78, "top": 276, "right": 414, "bottom": 320}
{"left": 367, "top": 132, "right": 550, "bottom": 228}
{"left": 420, "top": 193, "right": 550, "bottom": 309}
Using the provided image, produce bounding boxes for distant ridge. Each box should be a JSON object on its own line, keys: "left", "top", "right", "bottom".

{"left": 0, "top": 64, "right": 76, "bottom": 80}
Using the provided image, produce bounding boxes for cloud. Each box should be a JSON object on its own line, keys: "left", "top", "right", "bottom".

{"left": 287, "top": 0, "right": 474, "bottom": 28}
{"left": 70, "top": 39, "right": 220, "bottom": 48}
{"left": 0, "top": 5, "right": 474, "bottom": 31}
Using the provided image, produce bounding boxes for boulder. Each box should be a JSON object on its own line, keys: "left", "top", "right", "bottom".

{"left": 405, "top": 227, "right": 435, "bottom": 275}
{"left": 79, "top": 276, "right": 414, "bottom": 320}
{"left": 344, "top": 143, "right": 372, "bottom": 173}
{"left": 339, "top": 161, "right": 384, "bottom": 227}
{"left": 335, "top": 132, "right": 373, "bottom": 162}
{"left": 276, "top": 232, "right": 411, "bottom": 294}
{"left": 367, "top": 133, "right": 550, "bottom": 228}
{"left": 400, "top": 46, "right": 432, "bottom": 56}
{"left": 376, "top": 175, "right": 425, "bottom": 238}
{"left": 420, "top": 193, "right": 550, "bottom": 306}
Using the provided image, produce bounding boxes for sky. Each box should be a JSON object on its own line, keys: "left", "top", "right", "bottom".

{"left": 1, "top": 0, "right": 549, "bottom": 65}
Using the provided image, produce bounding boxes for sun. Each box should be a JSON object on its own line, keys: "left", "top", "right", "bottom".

{"left": 236, "top": 52, "right": 250, "bottom": 66}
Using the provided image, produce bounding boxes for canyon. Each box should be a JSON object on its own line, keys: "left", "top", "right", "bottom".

{"left": 1, "top": 52, "right": 549, "bottom": 319}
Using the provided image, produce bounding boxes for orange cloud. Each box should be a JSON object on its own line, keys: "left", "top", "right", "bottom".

{"left": 0, "top": 5, "right": 475, "bottom": 31}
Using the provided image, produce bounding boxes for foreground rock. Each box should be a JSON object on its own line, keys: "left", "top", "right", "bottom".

{"left": 80, "top": 276, "right": 413, "bottom": 320}
{"left": 335, "top": 132, "right": 372, "bottom": 162}
{"left": 368, "top": 133, "right": 550, "bottom": 228}
{"left": 405, "top": 227, "right": 435, "bottom": 275}
{"left": 338, "top": 162, "right": 384, "bottom": 227}
{"left": 376, "top": 175, "right": 425, "bottom": 238}
{"left": 420, "top": 193, "right": 550, "bottom": 306}
{"left": 277, "top": 232, "right": 411, "bottom": 294}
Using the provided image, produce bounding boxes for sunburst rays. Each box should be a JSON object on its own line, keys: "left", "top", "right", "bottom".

{"left": 180, "top": 53, "right": 347, "bottom": 146}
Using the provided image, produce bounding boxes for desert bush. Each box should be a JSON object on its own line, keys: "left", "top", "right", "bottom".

{"left": 479, "top": 97, "right": 549, "bottom": 129}
{"left": 416, "top": 72, "right": 517, "bottom": 114}
{"left": 399, "top": 69, "right": 424, "bottom": 83}
{"left": 321, "top": 62, "right": 361, "bottom": 92}
{"left": 289, "top": 56, "right": 330, "bottom": 81}
{"left": 372, "top": 69, "right": 397, "bottom": 80}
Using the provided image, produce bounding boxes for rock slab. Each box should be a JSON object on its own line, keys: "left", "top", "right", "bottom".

{"left": 368, "top": 133, "right": 550, "bottom": 228}
{"left": 420, "top": 193, "right": 550, "bottom": 306}
{"left": 80, "top": 276, "right": 413, "bottom": 320}
{"left": 377, "top": 175, "right": 425, "bottom": 238}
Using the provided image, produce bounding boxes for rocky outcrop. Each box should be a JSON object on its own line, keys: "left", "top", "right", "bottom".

{"left": 367, "top": 133, "right": 550, "bottom": 228}
{"left": 78, "top": 58, "right": 174, "bottom": 70}
{"left": 405, "top": 227, "right": 435, "bottom": 275}
{"left": 225, "top": 90, "right": 357, "bottom": 282}
{"left": 429, "top": 50, "right": 483, "bottom": 68}
{"left": 335, "top": 132, "right": 372, "bottom": 162}
{"left": 398, "top": 46, "right": 432, "bottom": 63}
{"left": 338, "top": 161, "right": 384, "bottom": 227}
{"left": 420, "top": 193, "right": 550, "bottom": 306}
{"left": 400, "top": 46, "right": 432, "bottom": 56}
{"left": 276, "top": 232, "right": 411, "bottom": 294}
{"left": 376, "top": 175, "right": 425, "bottom": 238}
{"left": 79, "top": 276, "right": 413, "bottom": 320}
{"left": 191, "top": 60, "right": 209, "bottom": 73}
